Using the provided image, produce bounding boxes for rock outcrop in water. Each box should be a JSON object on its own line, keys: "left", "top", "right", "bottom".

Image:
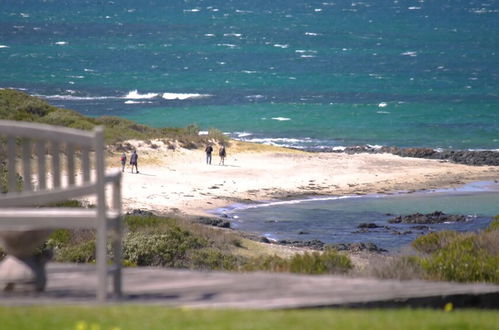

{"left": 388, "top": 211, "right": 466, "bottom": 224}
{"left": 328, "top": 146, "right": 499, "bottom": 166}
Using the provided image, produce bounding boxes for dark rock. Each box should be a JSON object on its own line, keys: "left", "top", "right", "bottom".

{"left": 330, "top": 145, "right": 499, "bottom": 166}
{"left": 388, "top": 211, "right": 466, "bottom": 224}
{"left": 197, "top": 217, "right": 231, "bottom": 228}
{"left": 277, "top": 239, "right": 325, "bottom": 250}
{"left": 330, "top": 242, "right": 387, "bottom": 253}
{"left": 357, "top": 223, "right": 381, "bottom": 229}
{"left": 410, "top": 225, "right": 430, "bottom": 230}
{"left": 126, "top": 209, "right": 154, "bottom": 217}
{"left": 260, "top": 237, "right": 271, "bottom": 243}
{"left": 297, "top": 230, "right": 310, "bottom": 235}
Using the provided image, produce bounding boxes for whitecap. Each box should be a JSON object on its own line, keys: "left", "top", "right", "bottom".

{"left": 217, "top": 43, "right": 237, "bottom": 48}
{"left": 161, "top": 92, "right": 212, "bottom": 100}
{"left": 125, "top": 90, "right": 158, "bottom": 99}
{"left": 378, "top": 102, "right": 388, "bottom": 107}
{"left": 0, "top": 45, "right": 9, "bottom": 49}
{"left": 401, "top": 51, "right": 417, "bottom": 57}
{"left": 274, "top": 44, "right": 289, "bottom": 49}
{"left": 236, "top": 132, "right": 252, "bottom": 138}
{"left": 408, "top": 6, "right": 421, "bottom": 10}
{"left": 300, "top": 55, "right": 316, "bottom": 58}
{"left": 184, "top": 8, "right": 200, "bottom": 12}
{"left": 241, "top": 70, "right": 257, "bottom": 74}
{"left": 271, "top": 117, "right": 291, "bottom": 121}
{"left": 224, "top": 33, "right": 242, "bottom": 37}
{"left": 305, "top": 32, "right": 319, "bottom": 36}
{"left": 245, "top": 95, "right": 264, "bottom": 99}
{"left": 204, "top": 33, "right": 215, "bottom": 37}
{"left": 55, "top": 41, "right": 68, "bottom": 46}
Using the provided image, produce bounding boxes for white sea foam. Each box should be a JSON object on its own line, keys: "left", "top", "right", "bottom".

{"left": 224, "top": 33, "right": 242, "bottom": 37}
{"left": 235, "top": 132, "right": 252, "bottom": 138}
{"left": 125, "top": 90, "right": 158, "bottom": 99}
{"left": 378, "top": 102, "right": 388, "bottom": 107}
{"left": 0, "top": 45, "right": 9, "bottom": 49}
{"left": 408, "top": 6, "right": 421, "bottom": 10}
{"left": 274, "top": 44, "right": 289, "bottom": 49}
{"left": 271, "top": 117, "right": 291, "bottom": 121}
{"left": 401, "top": 51, "right": 417, "bottom": 57}
{"left": 217, "top": 43, "right": 237, "bottom": 48}
{"left": 55, "top": 41, "right": 68, "bottom": 45}
{"left": 162, "top": 92, "right": 211, "bottom": 100}
{"left": 184, "top": 8, "right": 200, "bottom": 12}
{"left": 305, "top": 32, "right": 320, "bottom": 36}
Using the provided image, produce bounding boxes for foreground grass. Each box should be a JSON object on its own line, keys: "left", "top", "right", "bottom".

{"left": 1, "top": 306, "right": 498, "bottom": 330}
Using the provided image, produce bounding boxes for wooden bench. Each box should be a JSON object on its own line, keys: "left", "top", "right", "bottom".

{"left": 0, "top": 120, "right": 122, "bottom": 301}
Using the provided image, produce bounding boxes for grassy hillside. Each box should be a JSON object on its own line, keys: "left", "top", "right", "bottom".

{"left": 0, "top": 89, "right": 228, "bottom": 146}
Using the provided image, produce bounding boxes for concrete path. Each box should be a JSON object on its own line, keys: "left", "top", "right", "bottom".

{"left": 1, "top": 263, "right": 498, "bottom": 309}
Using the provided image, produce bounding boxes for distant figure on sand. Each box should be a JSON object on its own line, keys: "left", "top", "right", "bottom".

{"left": 130, "top": 150, "right": 139, "bottom": 173}
{"left": 120, "top": 152, "right": 127, "bottom": 172}
{"left": 205, "top": 145, "right": 213, "bottom": 165}
{"left": 219, "top": 145, "right": 226, "bottom": 165}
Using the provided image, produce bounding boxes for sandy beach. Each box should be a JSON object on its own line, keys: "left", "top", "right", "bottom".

{"left": 111, "top": 140, "right": 499, "bottom": 217}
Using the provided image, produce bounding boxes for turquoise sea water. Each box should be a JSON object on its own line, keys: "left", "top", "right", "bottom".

{"left": 218, "top": 182, "right": 499, "bottom": 251}
{"left": 1, "top": 0, "right": 498, "bottom": 150}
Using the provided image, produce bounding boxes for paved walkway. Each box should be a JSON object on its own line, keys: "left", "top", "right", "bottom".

{"left": 1, "top": 263, "right": 498, "bottom": 309}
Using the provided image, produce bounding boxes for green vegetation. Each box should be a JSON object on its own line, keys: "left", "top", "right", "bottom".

{"left": 244, "top": 247, "right": 352, "bottom": 275}
{"left": 42, "top": 212, "right": 353, "bottom": 275}
{"left": 0, "top": 89, "right": 228, "bottom": 146}
{"left": 1, "top": 306, "right": 498, "bottom": 330}
{"left": 411, "top": 219, "right": 499, "bottom": 283}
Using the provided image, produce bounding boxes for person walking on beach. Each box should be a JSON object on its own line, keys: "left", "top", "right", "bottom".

{"left": 130, "top": 150, "right": 139, "bottom": 173}
{"left": 219, "top": 145, "right": 226, "bottom": 165}
{"left": 120, "top": 152, "right": 127, "bottom": 172}
{"left": 205, "top": 144, "right": 213, "bottom": 164}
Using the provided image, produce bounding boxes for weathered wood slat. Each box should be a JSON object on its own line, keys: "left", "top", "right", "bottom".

{"left": 0, "top": 120, "right": 94, "bottom": 146}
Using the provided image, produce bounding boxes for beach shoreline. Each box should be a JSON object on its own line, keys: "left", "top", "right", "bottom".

{"left": 110, "top": 139, "right": 499, "bottom": 218}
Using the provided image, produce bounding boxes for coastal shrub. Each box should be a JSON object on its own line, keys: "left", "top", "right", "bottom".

{"left": 54, "top": 241, "right": 96, "bottom": 263}
{"left": 486, "top": 215, "right": 499, "bottom": 232}
{"left": 419, "top": 233, "right": 499, "bottom": 283}
{"left": 244, "top": 248, "right": 353, "bottom": 275}
{"left": 289, "top": 248, "right": 352, "bottom": 275}
{"left": 367, "top": 255, "right": 424, "bottom": 280}
{"left": 122, "top": 228, "right": 206, "bottom": 267}
{"left": 207, "top": 128, "right": 230, "bottom": 145}
{"left": 188, "top": 248, "right": 240, "bottom": 271}
{"left": 124, "top": 214, "right": 176, "bottom": 232}
{"left": 411, "top": 230, "right": 459, "bottom": 254}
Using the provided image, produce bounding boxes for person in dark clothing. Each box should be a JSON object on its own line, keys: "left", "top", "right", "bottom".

{"left": 219, "top": 145, "right": 226, "bottom": 165}
{"left": 205, "top": 145, "right": 213, "bottom": 164}
{"left": 130, "top": 150, "right": 139, "bottom": 173}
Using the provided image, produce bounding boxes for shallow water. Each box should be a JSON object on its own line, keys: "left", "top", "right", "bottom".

{"left": 215, "top": 182, "right": 499, "bottom": 252}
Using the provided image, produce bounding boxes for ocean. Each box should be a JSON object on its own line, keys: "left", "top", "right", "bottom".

{"left": 1, "top": 0, "right": 498, "bottom": 150}
{"left": 2, "top": 1, "right": 498, "bottom": 249}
